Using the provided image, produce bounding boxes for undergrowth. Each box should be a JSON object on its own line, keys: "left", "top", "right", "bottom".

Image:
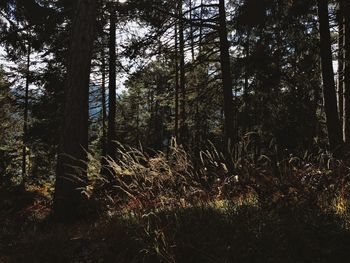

{"left": 1, "top": 135, "right": 350, "bottom": 262}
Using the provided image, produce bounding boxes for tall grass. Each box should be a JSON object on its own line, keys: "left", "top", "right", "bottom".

{"left": 86, "top": 134, "right": 350, "bottom": 220}
{"left": 3, "top": 135, "right": 350, "bottom": 262}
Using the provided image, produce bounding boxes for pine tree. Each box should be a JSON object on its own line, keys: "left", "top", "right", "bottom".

{"left": 317, "top": 0, "right": 343, "bottom": 154}
{"left": 54, "top": 0, "right": 98, "bottom": 221}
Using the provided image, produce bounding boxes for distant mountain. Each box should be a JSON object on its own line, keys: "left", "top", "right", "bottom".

{"left": 89, "top": 84, "right": 103, "bottom": 120}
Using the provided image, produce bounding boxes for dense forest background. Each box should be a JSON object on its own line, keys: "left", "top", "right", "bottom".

{"left": 1, "top": 0, "right": 350, "bottom": 262}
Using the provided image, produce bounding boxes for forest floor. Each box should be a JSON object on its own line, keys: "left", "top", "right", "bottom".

{"left": 1, "top": 182, "right": 350, "bottom": 263}
{"left": 2, "top": 146, "right": 350, "bottom": 262}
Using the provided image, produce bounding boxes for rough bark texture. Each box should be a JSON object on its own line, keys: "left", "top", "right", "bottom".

{"left": 54, "top": 0, "right": 98, "bottom": 221}
{"left": 218, "top": 0, "right": 235, "bottom": 158}
{"left": 317, "top": 0, "right": 343, "bottom": 153}
{"left": 343, "top": 0, "right": 350, "bottom": 144}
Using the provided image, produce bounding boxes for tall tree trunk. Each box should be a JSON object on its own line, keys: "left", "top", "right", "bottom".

{"left": 194, "top": 0, "right": 205, "bottom": 149}
{"left": 101, "top": 48, "right": 107, "bottom": 158}
{"left": 199, "top": 0, "right": 203, "bottom": 52}
{"left": 154, "top": 73, "right": 163, "bottom": 151}
{"left": 174, "top": 21, "right": 179, "bottom": 139}
{"left": 338, "top": 5, "right": 344, "bottom": 127}
{"left": 243, "top": 28, "right": 250, "bottom": 132}
{"left": 179, "top": 0, "right": 187, "bottom": 145}
{"left": 317, "top": 0, "right": 343, "bottom": 153}
{"left": 22, "top": 41, "right": 30, "bottom": 188}
{"left": 107, "top": 5, "right": 117, "bottom": 162}
{"left": 197, "top": 0, "right": 208, "bottom": 146}
{"left": 54, "top": 0, "right": 98, "bottom": 221}
{"left": 189, "top": 0, "right": 195, "bottom": 61}
{"left": 136, "top": 92, "right": 140, "bottom": 143}
{"left": 343, "top": 0, "right": 350, "bottom": 144}
{"left": 218, "top": 0, "right": 235, "bottom": 162}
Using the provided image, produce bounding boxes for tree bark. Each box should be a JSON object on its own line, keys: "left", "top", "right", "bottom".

{"left": 54, "top": 0, "right": 98, "bottom": 221}
{"left": 179, "top": 0, "right": 187, "bottom": 145}
{"left": 338, "top": 5, "right": 344, "bottom": 127}
{"left": 317, "top": 0, "right": 343, "bottom": 153}
{"left": 107, "top": 5, "right": 117, "bottom": 162}
{"left": 189, "top": 0, "right": 195, "bottom": 61}
{"left": 342, "top": 0, "right": 350, "bottom": 144}
{"left": 243, "top": 28, "right": 250, "bottom": 132}
{"left": 194, "top": 0, "right": 205, "bottom": 149}
{"left": 101, "top": 48, "right": 107, "bottom": 158}
{"left": 22, "top": 40, "right": 30, "bottom": 188}
{"left": 174, "top": 20, "right": 179, "bottom": 139}
{"left": 218, "top": 0, "right": 235, "bottom": 161}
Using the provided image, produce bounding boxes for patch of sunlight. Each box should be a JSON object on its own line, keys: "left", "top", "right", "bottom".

{"left": 211, "top": 199, "right": 230, "bottom": 211}
{"left": 210, "top": 195, "right": 260, "bottom": 212}
{"left": 333, "top": 196, "right": 348, "bottom": 216}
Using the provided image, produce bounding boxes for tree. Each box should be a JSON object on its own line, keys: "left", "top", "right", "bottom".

{"left": 174, "top": 12, "right": 179, "bottom": 140}
{"left": 21, "top": 39, "right": 31, "bottom": 188}
{"left": 178, "top": 0, "right": 188, "bottom": 145}
{"left": 218, "top": 0, "right": 235, "bottom": 163}
{"left": 337, "top": 3, "right": 344, "bottom": 126}
{"left": 317, "top": 0, "right": 343, "bottom": 153}
{"left": 106, "top": 4, "right": 118, "bottom": 164}
{"left": 101, "top": 46, "right": 107, "bottom": 159}
{"left": 54, "top": 0, "right": 98, "bottom": 221}
{"left": 342, "top": 0, "right": 350, "bottom": 144}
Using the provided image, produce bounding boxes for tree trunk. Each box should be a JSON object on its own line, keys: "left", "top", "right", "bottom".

{"left": 22, "top": 41, "right": 30, "bottom": 188}
{"left": 317, "top": 0, "right": 343, "bottom": 153}
{"left": 54, "top": 0, "right": 98, "bottom": 221}
{"left": 243, "top": 28, "right": 250, "bottom": 132}
{"left": 194, "top": 0, "right": 204, "bottom": 150}
{"left": 101, "top": 48, "right": 107, "bottom": 158}
{"left": 343, "top": 0, "right": 350, "bottom": 144}
{"left": 338, "top": 5, "right": 344, "bottom": 127}
{"left": 107, "top": 5, "right": 117, "bottom": 162}
{"left": 189, "top": 0, "right": 195, "bottom": 61}
{"left": 174, "top": 21, "right": 179, "bottom": 139}
{"left": 179, "top": 0, "right": 187, "bottom": 145}
{"left": 218, "top": 0, "right": 235, "bottom": 162}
